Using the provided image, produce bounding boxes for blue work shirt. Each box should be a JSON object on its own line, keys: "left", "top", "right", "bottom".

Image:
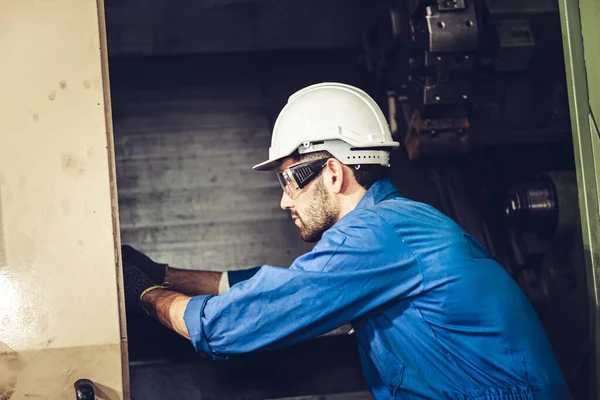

{"left": 184, "top": 178, "right": 569, "bottom": 399}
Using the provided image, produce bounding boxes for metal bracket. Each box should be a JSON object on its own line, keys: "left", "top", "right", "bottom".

{"left": 437, "top": 0, "right": 466, "bottom": 11}
{"left": 404, "top": 109, "right": 469, "bottom": 160}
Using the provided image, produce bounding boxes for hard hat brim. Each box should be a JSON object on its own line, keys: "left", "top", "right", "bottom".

{"left": 252, "top": 158, "right": 281, "bottom": 171}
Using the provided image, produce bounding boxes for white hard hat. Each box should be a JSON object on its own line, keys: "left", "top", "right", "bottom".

{"left": 253, "top": 82, "right": 399, "bottom": 171}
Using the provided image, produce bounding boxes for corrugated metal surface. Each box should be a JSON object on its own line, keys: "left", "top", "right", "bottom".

{"left": 110, "top": 52, "right": 361, "bottom": 272}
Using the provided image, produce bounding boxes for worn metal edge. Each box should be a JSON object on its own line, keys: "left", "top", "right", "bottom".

{"left": 96, "top": 0, "right": 130, "bottom": 398}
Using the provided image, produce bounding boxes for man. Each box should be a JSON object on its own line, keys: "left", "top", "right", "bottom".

{"left": 123, "top": 83, "right": 569, "bottom": 399}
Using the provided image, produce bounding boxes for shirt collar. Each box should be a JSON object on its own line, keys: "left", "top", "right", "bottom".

{"left": 355, "top": 177, "right": 401, "bottom": 210}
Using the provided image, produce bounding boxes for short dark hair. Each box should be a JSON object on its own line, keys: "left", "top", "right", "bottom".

{"left": 290, "top": 150, "right": 385, "bottom": 190}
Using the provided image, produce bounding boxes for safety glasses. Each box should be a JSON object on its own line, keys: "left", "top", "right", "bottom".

{"left": 276, "top": 158, "right": 329, "bottom": 200}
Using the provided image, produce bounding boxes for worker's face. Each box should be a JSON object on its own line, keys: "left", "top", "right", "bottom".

{"left": 279, "top": 158, "right": 339, "bottom": 243}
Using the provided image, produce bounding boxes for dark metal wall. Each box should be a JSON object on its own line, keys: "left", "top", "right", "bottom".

{"left": 105, "top": 0, "right": 367, "bottom": 56}
{"left": 128, "top": 330, "right": 372, "bottom": 399}
{"left": 113, "top": 54, "right": 294, "bottom": 271}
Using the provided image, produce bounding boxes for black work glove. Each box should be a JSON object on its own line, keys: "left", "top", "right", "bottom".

{"left": 123, "top": 262, "right": 165, "bottom": 316}
{"left": 121, "top": 244, "right": 169, "bottom": 284}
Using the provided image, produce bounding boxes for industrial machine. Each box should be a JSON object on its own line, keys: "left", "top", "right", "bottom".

{"left": 359, "top": 1, "right": 597, "bottom": 398}
{"left": 1, "top": 0, "right": 599, "bottom": 399}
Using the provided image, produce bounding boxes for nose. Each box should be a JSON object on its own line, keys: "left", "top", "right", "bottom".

{"left": 280, "top": 190, "right": 293, "bottom": 210}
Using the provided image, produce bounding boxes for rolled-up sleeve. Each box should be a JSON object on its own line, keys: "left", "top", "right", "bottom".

{"left": 183, "top": 209, "right": 424, "bottom": 359}
{"left": 183, "top": 294, "right": 223, "bottom": 357}
{"left": 218, "top": 266, "right": 263, "bottom": 294}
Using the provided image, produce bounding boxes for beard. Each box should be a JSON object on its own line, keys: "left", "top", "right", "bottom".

{"left": 292, "top": 177, "right": 339, "bottom": 243}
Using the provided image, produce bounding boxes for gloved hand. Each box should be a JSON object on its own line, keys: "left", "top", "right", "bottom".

{"left": 121, "top": 244, "right": 169, "bottom": 284}
{"left": 122, "top": 262, "right": 167, "bottom": 315}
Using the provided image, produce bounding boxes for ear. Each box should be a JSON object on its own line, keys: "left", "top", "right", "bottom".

{"left": 323, "top": 158, "right": 345, "bottom": 194}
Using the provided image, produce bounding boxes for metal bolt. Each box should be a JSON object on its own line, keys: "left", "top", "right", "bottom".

{"left": 506, "top": 195, "right": 520, "bottom": 216}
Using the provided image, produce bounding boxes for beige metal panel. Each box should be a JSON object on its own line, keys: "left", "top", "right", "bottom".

{"left": 0, "top": 0, "right": 127, "bottom": 399}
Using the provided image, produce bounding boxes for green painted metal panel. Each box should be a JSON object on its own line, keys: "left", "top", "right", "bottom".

{"left": 580, "top": 0, "right": 600, "bottom": 126}
{"left": 559, "top": 0, "right": 600, "bottom": 396}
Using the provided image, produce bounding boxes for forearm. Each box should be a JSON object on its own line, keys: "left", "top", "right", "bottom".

{"left": 141, "top": 289, "right": 191, "bottom": 339}
{"left": 165, "top": 268, "right": 222, "bottom": 296}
